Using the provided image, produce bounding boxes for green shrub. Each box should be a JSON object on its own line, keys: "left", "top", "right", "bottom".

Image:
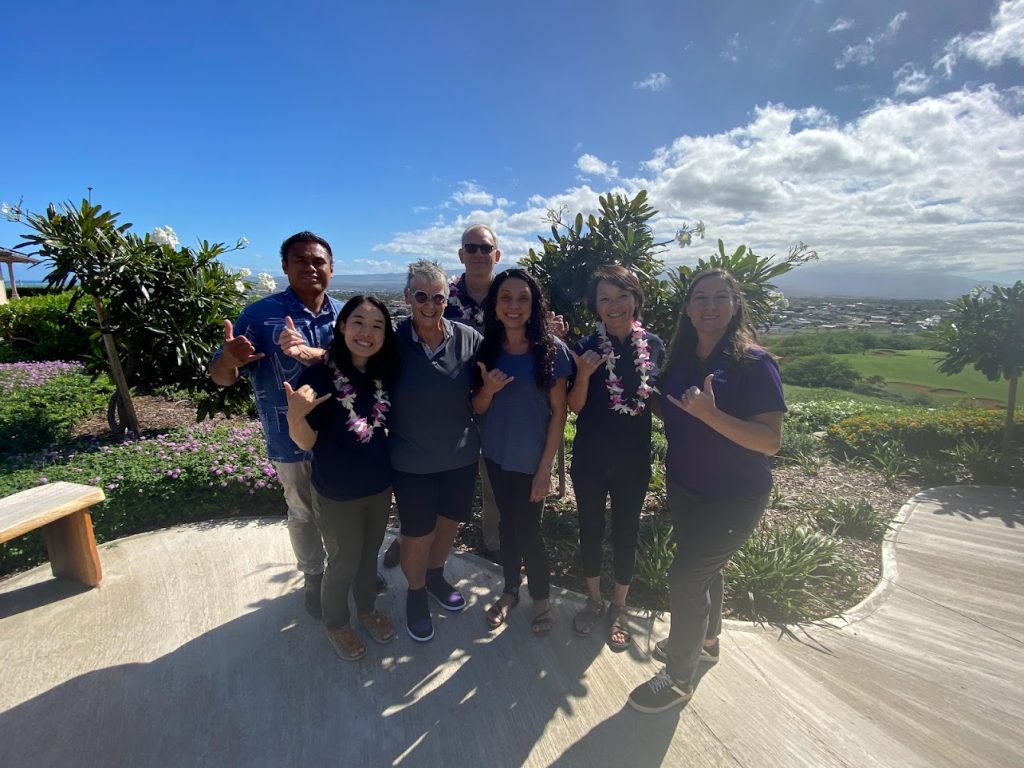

{"left": 827, "top": 407, "right": 1022, "bottom": 459}
{"left": 786, "top": 399, "right": 900, "bottom": 432}
{"left": 0, "top": 292, "right": 93, "bottom": 362}
{"left": 0, "top": 422, "right": 283, "bottom": 576}
{"left": 634, "top": 514, "right": 675, "bottom": 602}
{"left": 781, "top": 354, "right": 861, "bottom": 390}
{"left": 813, "top": 498, "right": 890, "bottom": 541}
{"left": 0, "top": 363, "right": 113, "bottom": 456}
{"left": 725, "top": 524, "right": 853, "bottom": 621}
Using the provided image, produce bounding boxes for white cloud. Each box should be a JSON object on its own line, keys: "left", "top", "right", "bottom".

{"left": 451, "top": 181, "right": 494, "bottom": 207}
{"left": 371, "top": 86, "right": 1023, "bottom": 277}
{"left": 576, "top": 153, "right": 619, "bottom": 179}
{"left": 894, "top": 63, "right": 933, "bottom": 96}
{"left": 720, "top": 33, "right": 741, "bottom": 63}
{"left": 836, "top": 11, "right": 909, "bottom": 69}
{"left": 828, "top": 17, "right": 854, "bottom": 34}
{"left": 632, "top": 72, "right": 670, "bottom": 92}
{"left": 946, "top": 0, "right": 1024, "bottom": 68}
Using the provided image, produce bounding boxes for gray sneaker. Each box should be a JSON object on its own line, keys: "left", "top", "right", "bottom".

{"left": 304, "top": 572, "right": 324, "bottom": 619}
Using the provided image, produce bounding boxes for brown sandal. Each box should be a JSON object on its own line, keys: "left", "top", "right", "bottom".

{"left": 486, "top": 591, "right": 519, "bottom": 629}
{"left": 327, "top": 626, "right": 366, "bottom": 661}
{"left": 358, "top": 610, "right": 396, "bottom": 644}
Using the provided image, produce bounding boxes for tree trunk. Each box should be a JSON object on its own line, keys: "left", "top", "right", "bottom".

{"left": 92, "top": 297, "right": 141, "bottom": 437}
{"left": 1003, "top": 370, "right": 1018, "bottom": 459}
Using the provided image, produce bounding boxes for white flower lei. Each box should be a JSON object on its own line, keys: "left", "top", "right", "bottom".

{"left": 596, "top": 320, "right": 654, "bottom": 416}
{"left": 332, "top": 369, "right": 390, "bottom": 443}
{"left": 447, "top": 275, "right": 484, "bottom": 326}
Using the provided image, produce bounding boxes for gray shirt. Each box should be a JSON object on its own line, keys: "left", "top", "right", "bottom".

{"left": 389, "top": 318, "right": 483, "bottom": 474}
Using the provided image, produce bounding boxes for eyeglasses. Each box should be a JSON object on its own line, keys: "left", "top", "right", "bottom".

{"left": 413, "top": 290, "right": 447, "bottom": 306}
{"left": 462, "top": 243, "right": 494, "bottom": 255}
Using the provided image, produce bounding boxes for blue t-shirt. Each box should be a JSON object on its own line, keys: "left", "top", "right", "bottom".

{"left": 662, "top": 345, "right": 786, "bottom": 497}
{"left": 212, "top": 288, "right": 341, "bottom": 462}
{"left": 480, "top": 338, "right": 573, "bottom": 475}
{"left": 298, "top": 363, "right": 391, "bottom": 502}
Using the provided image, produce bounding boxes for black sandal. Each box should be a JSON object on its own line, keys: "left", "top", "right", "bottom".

{"left": 607, "top": 605, "right": 632, "bottom": 651}
{"left": 486, "top": 591, "right": 519, "bottom": 629}
{"left": 531, "top": 608, "right": 553, "bottom": 637}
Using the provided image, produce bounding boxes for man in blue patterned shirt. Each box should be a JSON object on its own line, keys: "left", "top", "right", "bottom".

{"left": 210, "top": 231, "right": 341, "bottom": 618}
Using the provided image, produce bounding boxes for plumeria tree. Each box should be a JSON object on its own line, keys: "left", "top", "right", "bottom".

{"left": 930, "top": 281, "right": 1023, "bottom": 458}
{"left": 6, "top": 199, "right": 252, "bottom": 428}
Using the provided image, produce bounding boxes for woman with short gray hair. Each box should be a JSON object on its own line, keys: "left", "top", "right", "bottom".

{"left": 388, "top": 259, "right": 483, "bottom": 642}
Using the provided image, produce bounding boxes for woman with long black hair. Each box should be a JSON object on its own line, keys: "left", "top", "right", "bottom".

{"left": 285, "top": 294, "right": 400, "bottom": 662}
{"left": 628, "top": 269, "right": 785, "bottom": 713}
{"left": 472, "top": 268, "right": 572, "bottom": 637}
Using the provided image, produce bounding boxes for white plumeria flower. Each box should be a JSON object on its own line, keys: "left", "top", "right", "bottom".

{"left": 258, "top": 272, "right": 277, "bottom": 292}
{"left": 151, "top": 226, "right": 179, "bottom": 248}
{"left": 237, "top": 267, "right": 252, "bottom": 278}
{"left": 234, "top": 280, "right": 246, "bottom": 293}
{"left": 237, "top": 236, "right": 250, "bottom": 249}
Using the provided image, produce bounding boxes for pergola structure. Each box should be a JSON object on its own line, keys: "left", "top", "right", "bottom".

{"left": 0, "top": 246, "right": 40, "bottom": 302}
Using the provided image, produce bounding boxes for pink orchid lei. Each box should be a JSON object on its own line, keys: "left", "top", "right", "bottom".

{"left": 597, "top": 320, "right": 654, "bottom": 416}
{"left": 332, "top": 370, "right": 390, "bottom": 443}
{"left": 447, "top": 275, "right": 484, "bottom": 326}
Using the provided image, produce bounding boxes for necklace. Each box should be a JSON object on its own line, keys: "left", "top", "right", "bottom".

{"left": 447, "top": 275, "right": 485, "bottom": 326}
{"left": 596, "top": 321, "right": 654, "bottom": 416}
{"left": 332, "top": 369, "right": 389, "bottom": 443}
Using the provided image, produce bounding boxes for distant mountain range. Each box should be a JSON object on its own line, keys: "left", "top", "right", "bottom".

{"left": 331, "top": 265, "right": 1014, "bottom": 300}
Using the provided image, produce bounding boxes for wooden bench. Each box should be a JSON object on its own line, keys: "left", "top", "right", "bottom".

{"left": 0, "top": 481, "right": 105, "bottom": 586}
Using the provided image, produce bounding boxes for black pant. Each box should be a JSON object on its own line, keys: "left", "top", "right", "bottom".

{"left": 664, "top": 478, "right": 768, "bottom": 684}
{"left": 484, "top": 459, "right": 550, "bottom": 601}
{"left": 571, "top": 453, "right": 650, "bottom": 585}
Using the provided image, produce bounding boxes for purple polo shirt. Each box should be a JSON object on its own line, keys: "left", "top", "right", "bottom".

{"left": 662, "top": 345, "right": 785, "bottom": 497}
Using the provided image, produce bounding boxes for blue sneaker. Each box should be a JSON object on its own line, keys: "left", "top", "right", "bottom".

{"left": 425, "top": 568, "right": 466, "bottom": 612}
{"left": 406, "top": 587, "right": 434, "bottom": 642}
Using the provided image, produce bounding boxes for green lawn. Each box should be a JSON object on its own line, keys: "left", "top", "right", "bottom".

{"left": 835, "top": 349, "right": 1008, "bottom": 406}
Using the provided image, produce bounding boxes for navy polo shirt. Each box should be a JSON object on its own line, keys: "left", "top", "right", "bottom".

{"left": 390, "top": 318, "right": 482, "bottom": 474}
{"left": 571, "top": 328, "right": 665, "bottom": 471}
{"left": 661, "top": 345, "right": 786, "bottom": 497}
{"left": 298, "top": 363, "right": 391, "bottom": 502}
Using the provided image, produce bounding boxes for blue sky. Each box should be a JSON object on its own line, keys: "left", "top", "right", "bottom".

{"left": 3, "top": 1, "right": 1022, "bottom": 286}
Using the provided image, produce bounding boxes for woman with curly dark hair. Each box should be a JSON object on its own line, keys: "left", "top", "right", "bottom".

{"left": 627, "top": 269, "right": 785, "bottom": 713}
{"left": 285, "top": 295, "right": 400, "bottom": 662}
{"left": 472, "top": 268, "right": 571, "bottom": 637}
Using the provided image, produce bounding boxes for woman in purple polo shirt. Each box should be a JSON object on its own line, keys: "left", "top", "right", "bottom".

{"left": 628, "top": 269, "right": 785, "bottom": 714}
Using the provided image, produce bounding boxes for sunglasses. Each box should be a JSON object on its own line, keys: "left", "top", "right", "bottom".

{"left": 413, "top": 290, "right": 447, "bottom": 306}
{"left": 461, "top": 243, "right": 495, "bottom": 255}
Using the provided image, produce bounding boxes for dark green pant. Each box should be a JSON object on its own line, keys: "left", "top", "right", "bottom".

{"left": 311, "top": 487, "right": 392, "bottom": 629}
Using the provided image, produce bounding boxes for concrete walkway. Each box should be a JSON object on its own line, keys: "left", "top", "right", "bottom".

{"left": 0, "top": 485, "right": 1021, "bottom": 767}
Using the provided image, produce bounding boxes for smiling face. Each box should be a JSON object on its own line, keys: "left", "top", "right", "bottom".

{"left": 594, "top": 279, "right": 638, "bottom": 337}
{"left": 685, "top": 274, "right": 738, "bottom": 343}
{"left": 282, "top": 241, "right": 333, "bottom": 304}
{"left": 405, "top": 275, "right": 447, "bottom": 332}
{"left": 338, "top": 301, "right": 386, "bottom": 371}
{"left": 458, "top": 225, "right": 501, "bottom": 281}
{"left": 495, "top": 277, "right": 533, "bottom": 331}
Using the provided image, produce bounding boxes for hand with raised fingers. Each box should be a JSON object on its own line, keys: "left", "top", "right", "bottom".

{"left": 221, "top": 319, "right": 265, "bottom": 368}
{"left": 545, "top": 311, "right": 568, "bottom": 340}
{"left": 667, "top": 373, "right": 717, "bottom": 420}
{"left": 283, "top": 381, "right": 331, "bottom": 418}
{"left": 569, "top": 348, "right": 606, "bottom": 380}
{"left": 277, "top": 316, "right": 309, "bottom": 360}
{"left": 477, "top": 362, "right": 514, "bottom": 396}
